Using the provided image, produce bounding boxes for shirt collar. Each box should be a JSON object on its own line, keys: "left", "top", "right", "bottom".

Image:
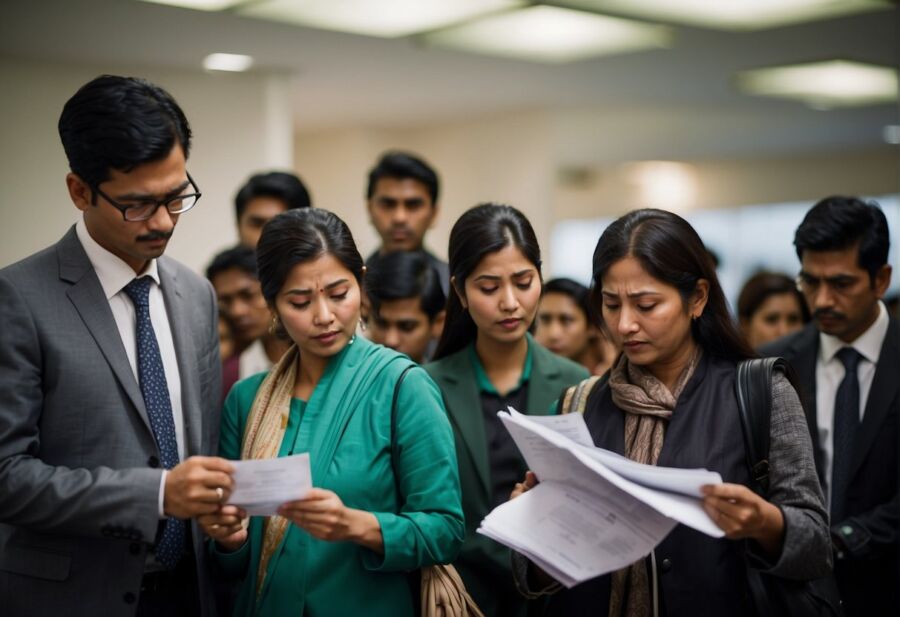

{"left": 469, "top": 336, "right": 533, "bottom": 395}
{"left": 75, "top": 218, "right": 161, "bottom": 300}
{"left": 819, "top": 301, "right": 889, "bottom": 365}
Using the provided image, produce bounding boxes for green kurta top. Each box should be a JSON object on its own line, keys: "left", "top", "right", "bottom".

{"left": 213, "top": 337, "right": 464, "bottom": 617}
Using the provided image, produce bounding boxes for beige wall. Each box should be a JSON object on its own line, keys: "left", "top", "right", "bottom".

{"left": 296, "top": 117, "right": 899, "bottom": 275}
{"left": 0, "top": 57, "right": 294, "bottom": 273}
{"left": 295, "top": 110, "right": 555, "bottom": 265}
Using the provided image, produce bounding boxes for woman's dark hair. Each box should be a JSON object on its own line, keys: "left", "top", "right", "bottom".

{"left": 256, "top": 208, "right": 364, "bottom": 304}
{"left": 433, "top": 203, "right": 541, "bottom": 360}
{"left": 591, "top": 208, "right": 755, "bottom": 363}
{"left": 543, "top": 278, "right": 591, "bottom": 321}
{"left": 58, "top": 75, "right": 192, "bottom": 189}
{"left": 367, "top": 251, "right": 446, "bottom": 320}
{"left": 235, "top": 171, "right": 311, "bottom": 220}
{"left": 794, "top": 195, "right": 890, "bottom": 284}
{"left": 737, "top": 271, "right": 811, "bottom": 324}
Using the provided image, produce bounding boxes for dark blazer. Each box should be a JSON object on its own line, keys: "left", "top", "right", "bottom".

{"left": 0, "top": 227, "right": 222, "bottom": 617}
{"left": 426, "top": 339, "right": 589, "bottom": 616}
{"left": 762, "top": 319, "right": 899, "bottom": 615}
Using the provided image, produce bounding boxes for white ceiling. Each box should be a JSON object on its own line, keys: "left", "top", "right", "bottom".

{"left": 2, "top": 0, "right": 897, "bottom": 163}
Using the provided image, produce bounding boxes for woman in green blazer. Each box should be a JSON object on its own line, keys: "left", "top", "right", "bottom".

{"left": 199, "top": 208, "right": 464, "bottom": 617}
{"left": 426, "top": 204, "right": 589, "bottom": 617}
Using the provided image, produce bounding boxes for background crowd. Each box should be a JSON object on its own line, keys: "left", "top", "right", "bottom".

{"left": 0, "top": 74, "right": 896, "bottom": 617}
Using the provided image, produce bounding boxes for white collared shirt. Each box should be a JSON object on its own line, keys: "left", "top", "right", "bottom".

{"left": 816, "top": 301, "right": 889, "bottom": 506}
{"left": 238, "top": 338, "right": 273, "bottom": 379}
{"left": 76, "top": 219, "right": 184, "bottom": 518}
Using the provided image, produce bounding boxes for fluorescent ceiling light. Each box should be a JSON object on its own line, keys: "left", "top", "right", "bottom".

{"left": 238, "top": 0, "right": 523, "bottom": 38}
{"left": 737, "top": 60, "right": 897, "bottom": 108}
{"left": 425, "top": 5, "right": 670, "bottom": 64}
{"left": 558, "top": 0, "right": 890, "bottom": 31}
{"left": 138, "top": 0, "right": 245, "bottom": 10}
{"left": 203, "top": 53, "right": 255, "bottom": 72}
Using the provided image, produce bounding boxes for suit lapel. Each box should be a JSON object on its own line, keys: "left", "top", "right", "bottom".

{"left": 437, "top": 351, "right": 491, "bottom": 498}
{"left": 850, "top": 317, "right": 900, "bottom": 480}
{"left": 785, "top": 326, "right": 825, "bottom": 483}
{"left": 158, "top": 259, "right": 202, "bottom": 457}
{"left": 58, "top": 229, "right": 152, "bottom": 434}
{"left": 526, "top": 343, "right": 563, "bottom": 415}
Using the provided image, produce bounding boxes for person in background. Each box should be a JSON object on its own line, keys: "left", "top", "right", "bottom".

{"left": 200, "top": 208, "right": 463, "bottom": 617}
{"left": 366, "top": 250, "right": 446, "bottom": 364}
{"left": 426, "top": 203, "right": 589, "bottom": 617}
{"left": 512, "top": 208, "right": 830, "bottom": 617}
{"left": 762, "top": 196, "right": 898, "bottom": 616}
{"left": 737, "top": 270, "right": 811, "bottom": 349}
{"left": 535, "top": 277, "right": 619, "bottom": 375}
{"left": 235, "top": 171, "right": 311, "bottom": 248}
{"left": 0, "top": 74, "right": 231, "bottom": 616}
{"left": 218, "top": 314, "right": 235, "bottom": 361}
{"left": 206, "top": 246, "right": 289, "bottom": 401}
{"left": 365, "top": 151, "right": 449, "bottom": 294}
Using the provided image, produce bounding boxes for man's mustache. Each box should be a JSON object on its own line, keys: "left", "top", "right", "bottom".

{"left": 813, "top": 308, "right": 845, "bottom": 321}
{"left": 137, "top": 230, "right": 173, "bottom": 242}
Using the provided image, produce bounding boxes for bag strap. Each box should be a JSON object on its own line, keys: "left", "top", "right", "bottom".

{"left": 559, "top": 374, "right": 606, "bottom": 415}
{"left": 390, "top": 364, "right": 417, "bottom": 495}
{"left": 734, "top": 357, "right": 789, "bottom": 495}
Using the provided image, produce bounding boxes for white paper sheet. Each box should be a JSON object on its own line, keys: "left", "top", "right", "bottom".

{"left": 226, "top": 453, "right": 312, "bottom": 516}
{"left": 477, "top": 407, "right": 726, "bottom": 587}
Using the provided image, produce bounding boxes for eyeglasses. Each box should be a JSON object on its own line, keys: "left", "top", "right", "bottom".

{"left": 795, "top": 272, "right": 860, "bottom": 295}
{"left": 92, "top": 172, "right": 202, "bottom": 222}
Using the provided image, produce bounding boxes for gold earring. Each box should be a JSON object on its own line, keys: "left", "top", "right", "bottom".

{"left": 269, "top": 315, "right": 280, "bottom": 335}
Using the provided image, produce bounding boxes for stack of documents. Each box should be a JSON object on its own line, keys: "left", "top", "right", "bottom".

{"left": 477, "top": 408, "right": 723, "bottom": 588}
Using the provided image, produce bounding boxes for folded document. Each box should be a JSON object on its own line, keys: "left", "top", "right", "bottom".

{"left": 226, "top": 453, "right": 312, "bottom": 516}
{"left": 477, "top": 408, "right": 723, "bottom": 587}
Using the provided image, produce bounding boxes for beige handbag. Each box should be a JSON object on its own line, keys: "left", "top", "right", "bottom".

{"left": 420, "top": 564, "right": 486, "bottom": 617}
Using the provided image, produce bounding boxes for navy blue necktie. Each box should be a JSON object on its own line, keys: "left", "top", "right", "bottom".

{"left": 831, "top": 347, "right": 862, "bottom": 523}
{"left": 123, "top": 277, "right": 185, "bottom": 570}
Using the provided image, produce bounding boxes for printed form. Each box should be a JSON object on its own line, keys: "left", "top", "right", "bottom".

{"left": 477, "top": 408, "right": 723, "bottom": 587}
{"left": 226, "top": 453, "right": 312, "bottom": 516}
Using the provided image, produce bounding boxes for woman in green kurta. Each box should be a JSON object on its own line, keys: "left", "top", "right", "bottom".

{"left": 199, "top": 208, "right": 464, "bottom": 617}
{"left": 426, "top": 204, "right": 589, "bottom": 617}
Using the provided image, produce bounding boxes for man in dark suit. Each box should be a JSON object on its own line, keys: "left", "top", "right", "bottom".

{"left": 0, "top": 75, "right": 235, "bottom": 616}
{"left": 762, "top": 196, "right": 898, "bottom": 616}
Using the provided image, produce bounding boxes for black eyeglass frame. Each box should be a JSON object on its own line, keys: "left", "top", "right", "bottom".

{"left": 92, "top": 172, "right": 202, "bottom": 222}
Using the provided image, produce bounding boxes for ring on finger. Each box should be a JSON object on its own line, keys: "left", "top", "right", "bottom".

{"left": 215, "top": 486, "right": 224, "bottom": 502}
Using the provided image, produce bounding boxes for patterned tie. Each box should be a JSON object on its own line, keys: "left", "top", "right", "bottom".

{"left": 123, "top": 277, "right": 185, "bottom": 570}
{"left": 831, "top": 347, "right": 862, "bottom": 523}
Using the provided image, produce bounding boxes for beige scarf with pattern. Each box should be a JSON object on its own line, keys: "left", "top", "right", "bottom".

{"left": 240, "top": 344, "right": 301, "bottom": 597}
{"left": 606, "top": 347, "right": 701, "bottom": 617}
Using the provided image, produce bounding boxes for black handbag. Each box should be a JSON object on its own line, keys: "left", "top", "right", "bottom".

{"left": 734, "top": 358, "right": 844, "bottom": 617}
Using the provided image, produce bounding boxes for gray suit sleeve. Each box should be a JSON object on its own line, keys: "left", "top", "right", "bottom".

{"left": 750, "top": 373, "right": 832, "bottom": 580}
{"left": 0, "top": 274, "right": 161, "bottom": 542}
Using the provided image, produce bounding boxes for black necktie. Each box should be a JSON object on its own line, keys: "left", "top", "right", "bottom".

{"left": 831, "top": 347, "right": 862, "bottom": 523}
{"left": 123, "top": 277, "right": 185, "bottom": 569}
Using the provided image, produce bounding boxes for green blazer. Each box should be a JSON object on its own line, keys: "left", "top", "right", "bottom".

{"left": 214, "top": 337, "right": 464, "bottom": 617}
{"left": 425, "top": 337, "right": 588, "bottom": 613}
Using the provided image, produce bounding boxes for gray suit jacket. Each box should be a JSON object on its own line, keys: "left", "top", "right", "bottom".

{"left": 0, "top": 227, "right": 222, "bottom": 616}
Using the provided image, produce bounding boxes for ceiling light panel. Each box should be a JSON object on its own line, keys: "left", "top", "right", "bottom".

{"left": 138, "top": 0, "right": 246, "bottom": 10}
{"left": 559, "top": 0, "right": 890, "bottom": 31}
{"left": 203, "top": 53, "right": 255, "bottom": 71}
{"left": 425, "top": 5, "right": 670, "bottom": 64}
{"left": 238, "top": 0, "right": 523, "bottom": 38}
{"left": 737, "top": 60, "right": 897, "bottom": 107}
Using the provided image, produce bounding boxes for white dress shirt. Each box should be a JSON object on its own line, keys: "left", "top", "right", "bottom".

{"left": 816, "top": 301, "right": 889, "bottom": 506}
{"left": 238, "top": 338, "right": 273, "bottom": 379}
{"left": 76, "top": 219, "right": 184, "bottom": 518}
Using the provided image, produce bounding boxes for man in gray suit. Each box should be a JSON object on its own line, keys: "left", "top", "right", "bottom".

{"left": 0, "top": 75, "right": 235, "bottom": 616}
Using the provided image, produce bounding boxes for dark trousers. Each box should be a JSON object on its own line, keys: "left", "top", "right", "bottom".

{"left": 136, "top": 556, "right": 201, "bottom": 617}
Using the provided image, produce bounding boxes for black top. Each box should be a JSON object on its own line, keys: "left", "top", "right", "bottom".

{"left": 480, "top": 383, "right": 529, "bottom": 509}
